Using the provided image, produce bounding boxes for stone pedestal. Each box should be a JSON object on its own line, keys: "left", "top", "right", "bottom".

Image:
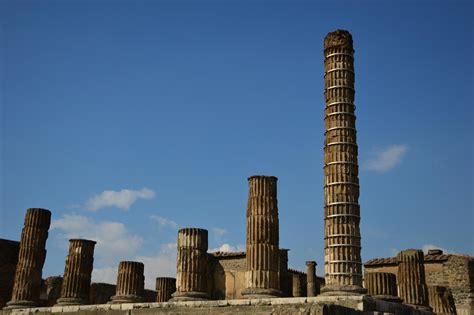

{"left": 427, "top": 285, "right": 456, "bottom": 314}
{"left": 242, "top": 176, "right": 282, "bottom": 299}
{"left": 321, "top": 30, "right": 365, "bottom": 296}
{"left": 292, "top": 274, "right": 303, "bottom": 297}
{"left": 110, "top": 261, "right": 144, "bottom": 304}
{"left": 170, "top": 228, "right": 209, "bottom": 301}
{"left": 56, "top": 239, "right": 96, "bottom": 305}
{"left": 155, "top": 277, "right": 176, "bottom": 302}
{"left": 6, "top": 208, "right": 51, "bottom": 309}
{"left": 397, "top": 249, "right": 431, "bottom": 311}
{"left": 364, "top": 272, "right": 401, "bottom": 303}
{"left": 306, "top": 261, "right": 319, "bottom": 297}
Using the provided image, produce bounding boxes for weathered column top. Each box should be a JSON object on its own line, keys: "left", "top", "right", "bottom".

{"left": 324, "top": 29, "right": 354, "bottom": 51}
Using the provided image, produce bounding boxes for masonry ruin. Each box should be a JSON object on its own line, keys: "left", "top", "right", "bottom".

{"left": 1, "top": 29, "right": 472, "bottom": 315}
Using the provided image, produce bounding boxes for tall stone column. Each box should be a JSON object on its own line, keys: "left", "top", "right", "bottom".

{"left": 397, "top": 249, "right": 431, "bottom": 311}
{"left": 364, "top": 272, "right": 401, "bottom": 302}
{"left": 110, "top": 261, "right": 145, "bottom": 303}
{"left": 242, "top": 175, "right": 281, "bottom": 298}
{"left": 155, "top": 277, "right": 176, "bottom": 302}
{"left": 306, "top": 261, "right": 319, "bottom": 297}
{"left": 322, "top": 29, "right": 365, "bottom": 296}
{"left": 427, "top": 285, "right": 456, "bottom": 315}
{"left": 6, "top": 208, "right": 51, "bottom": 309}
{"left": 170, "top": 228, "right": 209, "bottom": 301}
{"left": 56, "top": 239, "right": 96, "bottom": 305}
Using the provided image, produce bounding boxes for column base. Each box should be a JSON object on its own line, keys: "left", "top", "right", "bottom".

{"left": 169, "top": 291, "right": 209, "bottom": 301}
{"left": 404, "top": 303, "right": 433, "bottom": 312}
{"left": 109, "top": 295, "right": 144, "bottom": 304}
{"left": 55, "top": 297, "right": 88, "bottom": 306}
{"left": 372, "top": 295, "right": 402, "bottom": 303}
{"left": 241, "top": 288, "right": 282, "bottom": 299}
{"left": 320, "top": 285, "right": 367, "bottom": 296}
{"left": 5, "top": 300, "right": 38, "bottom": 309}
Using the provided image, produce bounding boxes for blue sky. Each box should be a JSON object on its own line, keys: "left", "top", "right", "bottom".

{"left": 1, "top": 0, "right": 472, "bottom": 289}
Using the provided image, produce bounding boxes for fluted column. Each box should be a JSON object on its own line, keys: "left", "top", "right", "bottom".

{"left": 306, "top": 261, "right": 319, "bottom": 297}
{"left": 170, "top": 228, "right": 209, "bottom": 301}
{"left": 322, "top": 29, "right": 365, "bottom": 296}
{"left": 242, "top": 175, "right": 281, "bottom": 298}
{"left": 155, "top": 277, "right": 176, "bottom": 302}
{"left": 427, "top": 285, "right": 456, "bottom": 315}
{"left": 110, "top": 261, "right": 144, "bottom": 303}
{"left": 397, "top": 249, "right": 431, "bottom": 311}
{"left": 364, "top": 272, "right": 401, "bottom": 302}
{"left": 56, "top": 239, "right": 96, "bottom": 305}
{"left": 6, "top": 208, "right": 51, "bottom": 309}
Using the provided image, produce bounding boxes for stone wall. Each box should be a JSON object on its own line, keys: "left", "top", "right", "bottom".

{"left": 0, "top": 239, "right": 20, "bottom": 308}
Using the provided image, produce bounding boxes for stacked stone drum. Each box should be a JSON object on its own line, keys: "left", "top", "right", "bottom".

{"left": 110, "top": 261, "right": 145, "bottom": 303}
{"left": 170, "top": 228, "right": 209, "bottom": 301}
{"left": 322, "top": 29, "right": 365, "bottom": 295}
{"left": 242, "top": 176, "right": 281, "bottom": 298}
{"left": 364, "top": 272, "right": 401, "bottom": 302}
{"left": 397, "top": 249, "right": 431, "bottom": 311}
{"left": 306, "top": 261, "right": 319, "bottom": 297}
{"left": 156, "top": 277, "right": 176, "bottom": 302}
{"left": 56, "top": 239, "right": 96, "bottom": 305}
{"left": 6, "top": 208, "right": 51, "bottom": 309}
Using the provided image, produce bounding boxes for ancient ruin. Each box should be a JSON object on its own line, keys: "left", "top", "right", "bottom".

{"left": 110, "top": 261, "right": 145, "bottom": 304}
{"left": 364, "top": 272, "right": 400, "bottom": 303}
{"left": 322, "top": 30, "right": 365, "bottom": 296}
{"left": 241, "top": 175, "right": 281, "bottom": 298}
{"left": 397, "top": 249, "right": 431, "bottom": 311}
{"left": 56, "top": 239, "right": 96, "bottom": 306}
{"left": 6, "top": 208, "right": 51, "bottom": 309}
{"left": 155, "top": 277, "right": 176, "bottom": 302}
{"left": 1, "top": 28, "right": 472, "bottom": 315}
{"left": 170, "top": 228, "right": 209, "bottom": 301}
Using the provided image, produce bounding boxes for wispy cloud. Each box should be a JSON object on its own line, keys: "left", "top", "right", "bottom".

{"left": 212, "top": 227, "right": 227, "bottom": 239}
{"left": 51, "top": 214, "right": 144, "bottom": 265}
{"left": 150, "top": 215, "right": 179, "bottom": 229}
{"left": 365, "top": 144, "right": 408, "bottom": 172}
{"left": 85, "top": 188, "right": 156, "bottom": 211}
{"left": 209, "top": 243, "right": 245, "bottom": 253}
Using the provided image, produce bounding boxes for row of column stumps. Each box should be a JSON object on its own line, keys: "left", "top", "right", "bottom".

{"left": 241, "top": 175, "right": 282, "bottom": 298}
{"left": 322, "top": 29, "right": 365, "bottom": 296}
{"left": 397, "top": 249, "right": 432, "bottom": 311}
{"left": 364, "top": 272, "right": 401, "bottom": 303}
{"left": 170, "top": 228, "right": 209, "bottom": 301}
{"left": 110, "top": 262, "right": 145, "bottom": 304}
{"left": 6, "top": 208, "right": 51, "bottom": 309}
{"left": 155, "top": 278, "right": 176, "bottom": 302}
{"left": 56, "top": 239, "right": 96, "bottom": 305}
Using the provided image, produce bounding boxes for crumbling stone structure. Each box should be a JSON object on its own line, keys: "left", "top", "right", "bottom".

{"left": 364, "top": 272, "right": 400, "bottom": 302}
{"left": 110, "top": 261, "right": 145, "bottom": 304}
{"left": 306, "top": 261, "right": 319, "bottom": 297}
{"left": 170, "top": 228, "right": 209, "bottom": 301}
{"left": 427, "top": 285, "right": 456, "bottom": 315}
{"left": 56, "top": 239, "right": 96, "bottom": 306}
{"left": 322, "top": 30, "right": 364, "bottom": 296}
{"left": 242, "top": 175, "right": 281, "bottom": 298}
{"left": 155, "top": 277, "right": 176, "bottom": 302}
{"left": 397, "top": 249, "right": 431, "bottom": 311}
{"left": 292, "top": 273, "right": 303, "bottom": 297}
{"left": 0, "top": 239, "right": 20, "bottom": 308}
{"left": 6, "top": 208, "right": 51, "bottom": 309}
{"left": 41, "top": 276, "right": 63, "bottom": 306}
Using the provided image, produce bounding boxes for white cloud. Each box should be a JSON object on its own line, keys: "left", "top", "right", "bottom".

{"left": 365, "top": 144, "right": 408, "bottom": 172}
{"left": 421, "top": 244, "right": 450, "bottom": 254}
{"left": 212, "top": 227, "right": 227, "bottom": 238}
{"left": 209, "top": 243, "right": 245, "bottom": 253}
{"left": 85, "top": 188, "right": 156, "bottom": 211}
{"left": 92, "top": 266, "right": 117, "bottom": 285}
{"left": 51, "top": 214, "right": 144, "bottom": 265}
{"left": 150, "top": 215, "right": 179, "bottom": 229}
